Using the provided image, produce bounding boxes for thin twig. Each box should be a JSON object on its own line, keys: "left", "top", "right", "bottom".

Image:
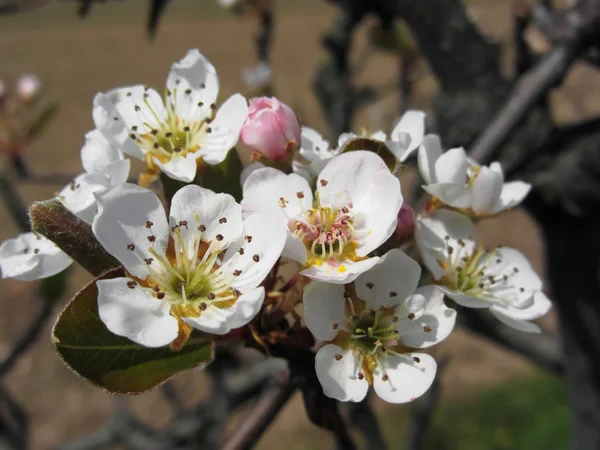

{"left": 220, "top": 370, "right": 295, "bottom": 450}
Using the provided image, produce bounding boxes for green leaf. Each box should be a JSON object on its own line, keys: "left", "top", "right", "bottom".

{"left": 195, "top": 148, "right": 243, "bottom": 201}
{"left": 52, "top": 268, "right": 215, "bottom": 394}
{"left": 30, "top": 199, "right": 120, "bottom": 277}
{"left": 339, "top": 137, "right": 401, "bottom": 175}
{"left": 28, "top": 104, "right": 58, "bottom": 140}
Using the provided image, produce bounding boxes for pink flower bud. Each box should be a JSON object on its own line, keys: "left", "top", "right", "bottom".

{"left": 240, "top": 97, "right": 301, "bottom": 162}
{"left": 16, "top": 73, "right": 41, "bottom": 101}
{"left": 394, "top": 203, "right": 416, "bottom": 244}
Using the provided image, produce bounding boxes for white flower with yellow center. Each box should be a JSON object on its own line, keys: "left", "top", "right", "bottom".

{"left": 242, "top": 151, "right": 402, "bottom": 284}
{"left": 92, "top": 49, "right": 248, "bottom": 185}
{"left": 294, "top": 110, "right": 425, "bottom": 181}
{"left": 304, "top": 249, "right": 456, "bottom": 403}
{"left": 93, "top": 183, "right": 286, "bottom": 348}
{"left": 418, "top": 135, "right": 531, "bottom": 216}
{"left": 416, "top": 209, "right": 552, "bottom": 332}
{"left": 0, "top": 232, "right": 72, "bottom": 281}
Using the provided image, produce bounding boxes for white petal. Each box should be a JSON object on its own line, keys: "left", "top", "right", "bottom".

{"left": 434, "top": 147, "right": 467, "bottom": 184}
{"left": 415, "top": 210, "right": 476, "bottom": 279}
{"left": 152, "top": 153, "right": 197, "bottom": 183}
{"left": 439, "top": 286, "right": 495, "bottom": 308}
{"left": 221, "top": 213, "right": 287, "bottom": 292}
{"left": 110, "top": 85, "right": 167, "bottom": 132}
{"left": 370, "top": 130, "right": 388, "bottom": 141}
{"left": 300, "top": 127, "right": 331, "bottom": 162}
{"left": 488, "top": 309, "right": 541, "bottom": 333}
{"left": 303, "top": 281, "right": 347, "bottom": 341}
{"left": 373, "top": 353, "right": 436, "bottom": 404}
{"left": 240, "top": 162, "right": 265, "bottom": 186}
{"left": 390, "top": 110, "right": 426, "bottom": 161}
{"left": 199, "top": 94, "right": 248, "bottom": 165}
{"left": 471, "top": 166, "right": 503, "bottom": 214}
{"left": 418, "top": 134, "right": 443, "bottom": 184}
{"left": 422, "top": 183, "right": 472, "bottom": 209}
{"left": 282, "top": 232, "right": 308, "bottom": 264}
{"left": 242, "top": 167, "right": 313, "bottom": 226}
{"left": 81, "top": 129, "right": 123, "bottom": 173}
{"left": 352, "top": 172, "right": 403, "bottom": 257}
{"left": 315, "top": 345, "right": 369, "bottom": 403}
{"left": 300, "top": 257, "right": 380, "bottom": 284}
{"left": 490, "top": 290, "right": 551, "bottom": 323}
{"left": 92, "top": 93, "right": 145, "bottom": 160}
{"left": 93, "top": 183, "right": 169, "bottom": 279}
{"left": 491, "top": 181, "right": 532, "bottom": 214}
{"left": 183, "top": 287, "right": 264, "bottom": 334}
{"left": 105, "top": 159, "right": 131, "bottom": 186}
{"left": 59, "top": 172, "right": 107, "bottom": 224}
{"left": 97, "top": 278, "right": 178, "bottom": 347}
{"left": 170, "top": 184, "right": 243, "bottom": 250}
{"left": 166, "top": 49, "right": 219, "bottom": 122}
{"left": 355, "top": 249, "right": 421, "bottom": 309}
{"left": 397, "top": 285, "right": 457, "bottom": 348}
{"left": 0, "top": 232, "right": 71, "bottom": 281}
{"left": 317, "top": 151, "right": 390, "bottom": 207}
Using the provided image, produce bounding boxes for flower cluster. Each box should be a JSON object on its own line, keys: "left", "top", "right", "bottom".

{"left": 0, "top": 49, "right": 551, "bottom": 405}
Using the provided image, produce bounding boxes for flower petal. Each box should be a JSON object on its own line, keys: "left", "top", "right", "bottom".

{"left": 355, "top": 249, "right": 421, "bottom": 309}
{"left": 97, "top": 278, "right": 178, "bottom": 347}
{"left": 418, "top": 134, "right": 443, "bottom": 184}
{"left": 373, "top": 353, "right": 436, "bottom": 404}
{"left": 166, "top": 49, "right": 219, "bottom": 122}
{"left": 490, "top": 290, "right": 551, "bottom": 323}
{"left": 397, "top": 285, "right": 457, "bottom": 348}
{"left": 59, "top": 172, "right": 108, "bottom": 224}
{"left": 170, "top": 184, "right": 243, "bottom": 250}
{"left": 81, "top": 129, "right": 123, "bottom": 173}
{"left": 303, "top": 281, "right": 347, "bottom": 341}
{"left": 300, "top": 256, "right": 380, "bottom": 284}
{"left": 472, "top": 166, "right": 503, "bottom": 214}
{"left": 199, "top": 94, "right": 248, "bottom": 165}
{"left": 390, "top": 110, "right": 426, "bottom": 161}
{"left": 315, "top": 345, "right": 369, "bottom": 402}
{"left": 0, "top": 232, "right": 72, "bottom": 281}
{"left": 299, "top": 127, "right": 332, "bottom": 162}
{"left": 109, "top": 85, "right": 167, "bottom": 136}
{"left": 221, "top": 213, "right": 287, "bottom": 292}
{"left": 491, "top": 181, "right": 532, "bottom": 214}
{"left": 93, "top": 183, "right": 169, "bottom": 279}
{"left": 240, "top": 162, "right": 265, "bottom": 186}
{"left": 152, "top": 153, "right": 197, "bottom": 183}
{"left": 434, "top": 147, "right": 467, "bottom": 184}
{"left": 422, "top": 183, "right": 472, "bottom": 209}
{"left": 439, "top": 286, "right": 495, "bottom": 308}
{"left": 488, "top": 309, "right": 541, "bottom": 333}
{"left": 317, "top": 151, "right": 390, "bottom": 207}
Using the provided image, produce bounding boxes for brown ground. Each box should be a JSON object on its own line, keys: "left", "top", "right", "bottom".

{"left": 0, "top": 0, "right": 593, "bottom": 448}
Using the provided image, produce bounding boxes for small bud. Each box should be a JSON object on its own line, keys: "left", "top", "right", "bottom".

{"left": 16, "top": 73, "right": 42, "bottom": 101}
{"left": 240, "top": 97, "right": 301, "bottom": 162}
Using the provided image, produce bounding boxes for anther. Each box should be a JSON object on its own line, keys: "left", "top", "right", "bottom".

{"left": 184, "top": 88, "right": 192, "bottom": 95}
{"left": 134, "top": 105, "right": 141, "bottom": 111}
{"left": 296, "top": 191, "right": 305, "bottom": 199}
{"left": 334, "top": 354, "right": 343, "bottom": 361}
{"left": 197, "top": 102, "right": 204, "bottom": 107}
{"left": 166, "top": 132, "right": 173, "bottom": 138}
{"left": 127, "top": 280, "right": 137, "bottom": 289}
{"left": 153, "top": 143, "right": 160, "bottom": 149}
{"left": 148, "top": 235, "right": 156, "bottom": 242}
{"left": 320, "top": 179, "right": 328, "bottom": 187}
{"left": 245, "top": 235, "right": 253, "bottom": 243}
{"left": 219, "top": 217, "right": 227, "bottom": 224}
{"left": 447, "top": 246, "right": 454, "bottom": 255}
{"left": 210, "top": 103, "right": 216, "bottom": 110}
{"left": 183, "top": 126, "right": 190, "bottom": 132}
{"left": 366, "top": 282, "right": 374, "bottom": 289}
{"left": 132, "top": 125, "right": 138, "bottom": 131}
{"left": 34, "top": 248, "right": 40, "bottom": 254}
{"left": 127, "top": 244, "right": 135, "bottom": 251}
{"left": 519, "top": 287, "right": 525, "bottom": 293}
{"left": 153, "top": 286, "right": 160, "bottom": 292}
{"left": 144, "top": 258, "right": 154, "bottom": 265}
{"left": 278, "top": 197, "right": 289, "bottom": 208}
{"left": 216, "top": 234, "right": 224, "bottom": 241}
{"left": 233, "top": 270, "right": 242, "bottom": 276}
{"left": 513, "top": 267, "right": 520, "bottom": 273}
{"left": 252, "top": 254, "right": 260, "bottom": 262}
{"left": 179, "top": 220, "right": 188, "bottom": 228}
{"left": 206, "top": 127, "right": 212, "bottom": 133}
{"left": 238, "top": 248, "right": 245, "bottom": 255}
{"left": 145, "top": 221, "right": 153, "bottom": 228}
{"left": 423, "top": 325, "right": 432, "bottom": 333}
{"left": 151, "top": 129, "right": 158, "bottom": 135}
{"left": 389, "top": 291, "right": 397, "bottom": 297}
{"left": 358, "top": 372, "right": 365, "bottom": 380}
{"left": 332, "top": 323, "right": 339, "bottom": 330}
{"left": 113, "top": 116, "right": 119, "bottom": 121}
{"left": 173, "top": 147, "right": 182, "bottom": 153}
{"left": 200, "top": 302, "right": 208, "bottom": 310}
{"left": 382, "top": 374, "right": 389, "bottom": 382}
{"left": 207, "top": 293, "right": 216, "bottom": 300}
{"left": 413, "top": 357, "right": 421, "bottom": 363}
{"left": 408, "top": 313, "right": 416, "bottom": 320}
{"left": 129, "top": 133, "right": 136, "bottom": 140}
{"left": 157, "top": 292, "right": 165, "bottom": 299}
{"left": 233, "top": 289, "right": 242, "bottom": 296}
{"left": 198, "top": 224, "right": 206, "bottom": 232}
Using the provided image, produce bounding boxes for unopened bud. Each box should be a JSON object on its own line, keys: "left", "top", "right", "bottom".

{"left": 240, "top": 97, "right": 301, "bottom": 162}
{"left": 16, "top": 73, "right": 42, "bottom": 101}
{"left": 394, "top": 203, "right": 416, "bottom": 244}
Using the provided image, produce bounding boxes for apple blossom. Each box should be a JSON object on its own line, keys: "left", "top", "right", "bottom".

{"left": 58, "top": 130, "right": 130, "bottom": 224}
{"left": 0, "top": 232, "right": 72, "bottom": 281}
{"left": 242, "top": 151, "right": 402, "bottom": 284}
{"left": 304, "top": 249, "right": 456, "bottom": 403}
{"left": 240, "top": 97, "right": 301, "bottom": 162}
{"left": 294, "top": 110, "right": 425, "bottom": 181}
{"left": 15, "top": 73, "right": 42, "bottom": 101}
{"left": 93, "top": 183, "right": 286, "bottom": 348}
{"left": 241, "top": 62, "right": 272, "bottom": 89}
{"left": 418, "top": 135, "right": 531, "bottom": 216}
{"left": 92, "top": 49, "right": 248, "bottom": 185}
{"left": 416, "top": 209, "right": 552, "bottom": 332}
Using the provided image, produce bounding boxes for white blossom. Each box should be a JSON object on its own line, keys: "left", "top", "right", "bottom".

{"left": 242, "top": 151, "right": 402, "bottom": 284}
{"left": 0, "top": 232, "right": 72, "bottom": 281}
{"left": 304, "top": 249, "right": 456, "bottom": 403}
{"left": 416, "top": 209, "right": 551, "bottom": 332}
{"left": 294, "top": 110, "right": 425, "bottom": 181}
{"left": 92, "top": 49, "right": 248, "bottom": 184}
{"left": 93, "top": 183, "right": 286, "bottom": 347}
{"left": 418, "top": 135, "right": 531, "bottom": 216}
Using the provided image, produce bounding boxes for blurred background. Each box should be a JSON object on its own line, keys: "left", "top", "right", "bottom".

{"left": 1, "top": 0, "right": 589, "bottom": 448}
